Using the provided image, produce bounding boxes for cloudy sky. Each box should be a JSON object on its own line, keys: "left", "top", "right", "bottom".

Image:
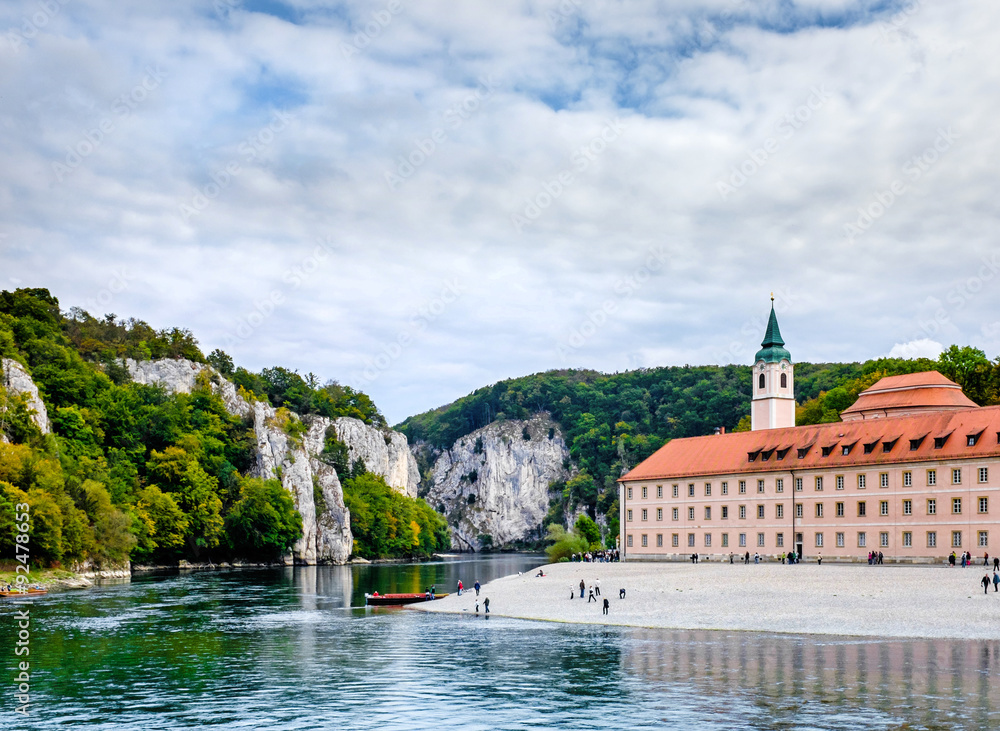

{"left": 2, "top": 0, "right": 999, "bottom": 424}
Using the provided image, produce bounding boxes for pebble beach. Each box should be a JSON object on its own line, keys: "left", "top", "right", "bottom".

{"left": 412, "top": 560, "right": 1000, "bottom": 640}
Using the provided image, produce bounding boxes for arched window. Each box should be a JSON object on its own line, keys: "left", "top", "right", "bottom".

{"left": 758, "top": 373, "right": 765, "bottom": 390}
{"left": 780, "top": 373, "right": 787, "bottom": 389}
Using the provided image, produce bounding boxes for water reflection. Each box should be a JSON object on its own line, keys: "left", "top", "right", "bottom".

{"left": 625, "top": 628, "right": 1000, "bottom": 728}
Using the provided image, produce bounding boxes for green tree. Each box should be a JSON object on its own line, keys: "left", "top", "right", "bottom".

{"left": 574, "top": 514, "right": 601, "bottom": 547}
{"left": 224, "top": 477, "right": 302, "bottom": 560}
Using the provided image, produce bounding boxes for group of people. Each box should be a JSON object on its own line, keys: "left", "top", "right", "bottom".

{"left": 456, "top": 579, "right": 481, "bottom": 596}
{"left": 570, "top": 578, "right": 625, "bottom": 615}
{"left": 981, "top": 571, "right": 1000, "bottom": 593}
{"left": 951, "top": 551, "right": 999, "bottom": 569}
{"left": 867, "top": 551, "right": 884, "bottom": 565}
{"left": 570, "top": 550, "right": 619, "bottom": 562}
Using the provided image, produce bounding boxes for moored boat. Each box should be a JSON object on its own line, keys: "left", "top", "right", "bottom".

{"left": 0, "top": 587, "right": 48, "bottom": 598}
{"left": 365, "top": 592, "right": 448, "bottom": 606}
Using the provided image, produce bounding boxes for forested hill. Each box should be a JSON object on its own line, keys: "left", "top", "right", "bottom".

{"left": 397, "top": 347, "right": 999, "bottom": 525}
{"left": 0, "top": 288, "right": 446, "bottom": 570}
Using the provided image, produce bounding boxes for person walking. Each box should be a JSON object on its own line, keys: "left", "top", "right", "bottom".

{"left": 993, "top": 571, "right": 999, "bottom": 592}
{"left": 878, "top": 551, "right": 884, "bottom": 565}
{"left": 729, "top": 552, "right": 734, "bottom": 564}
{"left": 588, "top": 587, "right": 596, "bottom": 603}
{"left": 982, "top": 574, "right": 991, "bottom": 594}
{"left": 817, "top": 553, "right": 822, "bottom": 566}
{"left": 602, "top": 597, "right": 609, "bottom": 615}
{"left": 595, "top": 579, "right": 601, "bottom": 597}
{"left": 579, "top": 579, "right": 585, "bottom": 599}
{"left": 474, "top": 580, "right": 481, "bottom": 596}
{"left": 484, "top": 597, "right": 490, "bottom": 614}
{"left": 744, "top": 551, "right": 750, "bottom": 565}
{"left": 994, "top": 557, "right": 999, "bottom": 572}
{"left": 984, "top": 553, "right": 990, "bottom": 566}
{"left": 619, "top": 588, "right": 626, "bottom": 599}
{"left": 754, "top": 552, "right": 760, "bottom": 565}
{"left": 950, "top": 551, "right": 957, "bottom": 567}
{"left": 457, "top": 580, "right": 463, "bottom": 596}
{"left": 962, "top": 553, "right": 968, "bottom": 568}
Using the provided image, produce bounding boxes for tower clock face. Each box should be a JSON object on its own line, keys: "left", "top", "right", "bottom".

{"left": 781, "top": 363, "right": 787, "bottom": 370}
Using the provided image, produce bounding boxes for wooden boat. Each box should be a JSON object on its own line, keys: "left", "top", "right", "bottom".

{"left": 365, "top": 592, "right": 449, "bottom": 606}
{"left": 0, "top": 587, "right": 47, "bottom": 598}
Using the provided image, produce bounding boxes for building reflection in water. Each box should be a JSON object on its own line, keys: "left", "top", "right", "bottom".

{"left": 624, "top": 629, "right": 999, "bottom": 726}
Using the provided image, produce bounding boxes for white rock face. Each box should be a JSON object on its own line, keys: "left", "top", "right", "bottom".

{"left": 424, "top": 414, "right": 569, "bottom": 551}
{"left": 332, "top": 417, "right": 419, "bottom": 497}
{"left": 1, "top": 358, "right": 51, "bottom": 435}
{"left": 124, "top": 358, "right": 417, "bottom": 563}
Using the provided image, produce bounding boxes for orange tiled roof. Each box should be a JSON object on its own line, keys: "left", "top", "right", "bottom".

{"left": 841, "top": 371, "right": 976, "bottom": 417}
{"left": 621, "top": 405, "right": 1000, "bottom": 482}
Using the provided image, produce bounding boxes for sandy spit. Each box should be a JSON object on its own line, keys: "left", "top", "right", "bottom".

{"left": 411, "top": 561, "right": 1000, "bottom": 640}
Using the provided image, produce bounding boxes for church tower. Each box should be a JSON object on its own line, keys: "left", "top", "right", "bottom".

{"left": 751, "top": 297, "right": 795, "bottom": 431}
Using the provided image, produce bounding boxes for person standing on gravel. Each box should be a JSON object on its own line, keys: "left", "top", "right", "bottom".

{"left": 982, "top": 574, "right": 991, "bottom": 594}
{"left": 579, "top": 579, "right": 585, "bottom": 598}
{"left": 603, "top": 597, "right": 609, "bottom": 615}
{"left": 993, "top": 571, "right": 999, "bottom": 592}
{"left": 474, "top": 580, "right": 481, "bottom": 596}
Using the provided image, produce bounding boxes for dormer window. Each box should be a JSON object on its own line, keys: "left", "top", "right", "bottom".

{"left": 761, "top": 449, "right": 774, "bottom": 461}
{"left": 967, "top": 431, "right": 984, "bottom": 447}
{"left": 748, "top": 450, "right": 760, "bottom": 462}
{"left": 797, "top": 446, "right": 812, "bottom": 459}
{"left": 910, "top": 436, "right": 926, "bottom": 451}
{"left": 842, "top": 445, "right": 850, "bottom": 456}
{"left": 863, "top": 440, "right": 879, "bottom": 454}
{"left": 777, "top": 448, "right": 790, "bottom": 461}
{"left": 934, "top": 433, "right": 951, "bottom": 449}
{"left": 821, "top": 444, "right": 837, "bottom": 457}
{"left": 882, "top": 438, "right": 898, "bottom": 453}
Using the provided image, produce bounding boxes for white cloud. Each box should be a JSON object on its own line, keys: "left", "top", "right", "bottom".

{"left": 1, "top": 0, "right": 999, "bottom": 423}
{"left": 888, "top": 338, "right": 944, "bottom": 360}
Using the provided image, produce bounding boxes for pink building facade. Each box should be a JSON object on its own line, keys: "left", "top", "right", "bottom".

{"left": 618, "top": 307, "right": 999, "bottom": 562}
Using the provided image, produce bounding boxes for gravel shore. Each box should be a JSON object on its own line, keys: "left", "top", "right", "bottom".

{"left": 411, "top": 560, "right": 1000, "bottom": 639}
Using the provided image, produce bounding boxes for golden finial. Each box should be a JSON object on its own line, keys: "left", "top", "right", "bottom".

{"left": 770, "top": 292, "right": 774, "bottom": 302}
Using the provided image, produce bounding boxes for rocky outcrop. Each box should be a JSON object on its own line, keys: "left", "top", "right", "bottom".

{"left": 123, "top": 358, "right": 419, "bottom": 564}
{"left": 1, "top": 358, "right": 51, "bottom": 435}
{"left": 331, "top": 417, "right": 419, "bottom": 498}
{"left": 422, "top": 414, "right": 569, "bottom": 551}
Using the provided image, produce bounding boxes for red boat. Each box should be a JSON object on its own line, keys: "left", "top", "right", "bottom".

{"left": 365, "top": 592, "right": 448, "bottom": 606}
{"left": 0, "top": 587, "right": 47, "bottom": 598}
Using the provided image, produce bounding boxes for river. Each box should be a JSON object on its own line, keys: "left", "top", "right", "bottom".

{"left": 2, "top": 554, "right": 998, "bottom": 729}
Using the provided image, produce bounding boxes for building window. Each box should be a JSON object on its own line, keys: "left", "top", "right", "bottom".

{"left": 672, "top": 508, "right": 679, "bottom": 521}
{"left": 952, "top": 469, "right": 962, "bottom": 485}
{"left": 757, "top": 479, "right": 765, "bottom": 493}
{"left": 722, "top": 533, "right": 729, "bottom": 547}
{"left": 880, "top": 532, "right": 889, "bottom": 547}
{"left": 815, "top": 476, "right": 823, "bottom": 491}
{"left": 705, "top": 507, "right": 712, "bottom": 520}
{"left": 722, "top": 481, "right": 729, "bottom": 495}
{"left": 704, "top": 534, "right": 712, "bottom": 547}
{"left": 672, "top": 534, "right": 679, "bottom": 547}
{"left": 705, "top": 483, "right": 712, "bottom": 496}
{"left": 739, "top": 480, "right": 747, "bottom": 494}
{"left": 641, "top": 534, "right": 648, "bottom": 547}
{"left": 836, "top": 532, "right": 845, "bottom": 547}
{"left": 688, "top": 533, "right": 695, "bottom": 547}
{"left": 627, "top": 509, "right": 633, "bottom": 522}
{"left": 979, "top": 531, "right": 988, "bottom": 548}
{"left": 657, "top": 485, "right": 663, "bottom": 498}
{"left": 776, "top": 504, "right": 784, "bottom": 519}
{"left": 776, "top": 478, "right": 784, "bottom": 492}
{"left": 627, "top": 534, "right": 633, "bottom": 547}
{"left": 776, "top": 533, "right": 784, "bottom": 547}
{"left": 795, "top": 478, "right": 803, "bottom": 492}
{"left": 979, "top": 497, "right": 989, "bottom": 514}
{"left": 858, "top": 474, "right": 866, "bottom": 489}
{"left": 903, "top": 471, "right": 912, "bottom": 487}
{"left": 903, "top": 531, "right": 912, "bottom": 547}
{"left": 858, "top": 532, "right": 867, "bottom": 548}
{"left": 757, "top": 505, "right": 765, "bottom": 519}
{"left": 642, "top": 486, "right": 647, "bottom": 499}
{"left": 757, "top": 533, "right": 765, "bottom": 547}
{"left": 792, "top": 503, "right": 801, "bottom": 518}
{"left": 815, "top": 533, "right": 824, "bottom": 547}
{"left": 815, "top": 503, "right": 824, "bottom": 518}
{"left": 627, "top": 487, "right": 633, "bottom": 500}
{"left": 688, "top": 484, "right": 695, "bottom": 497}
{"left": 979, "top": 468, "right": 988, "bottom": 484}
{"left": 688, "top": 507, "right": 695, "bottom": 520}
{"left": 952, "top": 531, "right": 962, "bottom": 548}
{"left": 928, "top": 499, "right": 938, "bottom": 515}
{"left": 656, "top": 534, "right": 663, "bottom": 547}
{"left": 836, "top": 475, "right": 844, "bottom": 490}
{"left": 880, "top": 500, "right": 889, "bottom": 516}
{"left": 722, "top": 506, "right": 729, "bottom": 519}
{"left": 781, "top": 373, "right": 787, "bottom": 388}
{"left": 759, "top": 373, "right": 765, "bottom": 389}
{"left": 739, "top": 505, "right": 746, "bottom": 519}
{"left": 739, "top": 533, "right": 747, "bottom": 547}
{"left": 641, "top": 509, "right": 648, "bottom": 521}
{"left": 927, "top": 469, "right": 937, "bottom": 486}
{"left": 880, "top": 473, "right": 889, "bottom": 488}
{"left": 657, "top": 508, "right": 663, "bottom": 521}
{"left": 953, "top": 498, "right": 962, "bottom": 515}
{"left": 836, "top": 502, "right": 845, "bottom": 517}
{"left": 857, "top": 501, "right": 866, "bottom": 517}
{"left": 903, "top": 500, "right": 912, "bottom": 515}
{"left": 927, "top": 531, "right": 936, "bottom": 548}
{"left": 672, "top": 484, "right": 679, "bottom": 498}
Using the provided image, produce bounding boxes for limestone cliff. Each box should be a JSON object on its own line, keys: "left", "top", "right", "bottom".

{"left": 124, "top": 358, "right": 418, "bottom": 564}
{"left": 421, "top": 414, "right": 569, "bottom": 551}
{"left": 1, "top": 358, "right": 51, "bottom": 437}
